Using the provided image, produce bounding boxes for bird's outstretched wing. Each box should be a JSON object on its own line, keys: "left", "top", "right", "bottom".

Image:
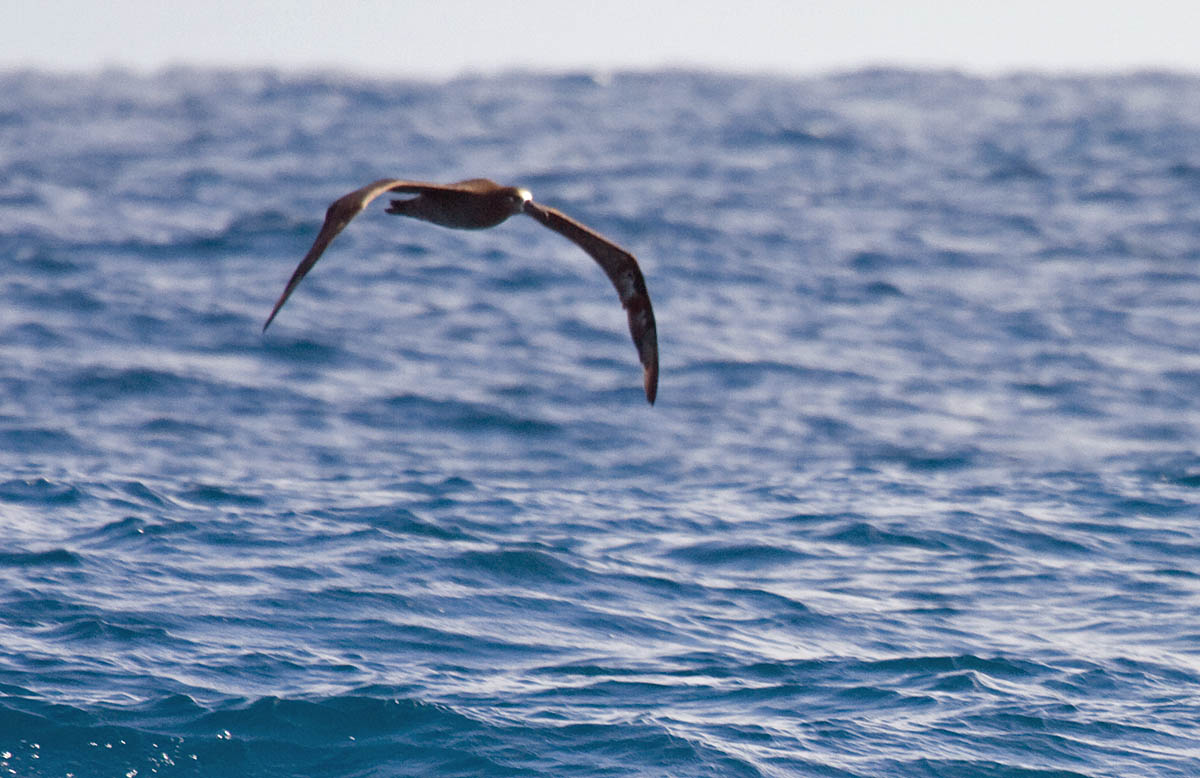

{"left": 522, "top": 200, "right": 659, "bottom": 404}
{"left": 262, "top": 178, "right": 467, "bottom": 331}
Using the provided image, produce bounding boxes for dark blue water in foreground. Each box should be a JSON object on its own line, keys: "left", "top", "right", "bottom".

{"left": 2, "top": 67, "right": 1200, "bottom": 777}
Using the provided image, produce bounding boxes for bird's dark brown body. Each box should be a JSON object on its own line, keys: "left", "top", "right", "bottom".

{"left": 263, "top": 178, "right": 659, "bottom": 404}
{"left": 384, "top": 178, "right": 525, "bottom": 229}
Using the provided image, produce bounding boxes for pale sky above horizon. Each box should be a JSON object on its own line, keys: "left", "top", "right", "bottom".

{"left": 5, "top": 1, "right": 1200, "bottom": 78}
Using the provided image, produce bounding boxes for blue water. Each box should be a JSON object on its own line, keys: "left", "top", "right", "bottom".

{"left": 1, "top": 67, "right": 1200, "bottom": 777}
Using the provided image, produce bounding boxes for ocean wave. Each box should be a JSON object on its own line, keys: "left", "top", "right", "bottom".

{"left": 2, "top": 68, "right": 1200, "bottom": 777}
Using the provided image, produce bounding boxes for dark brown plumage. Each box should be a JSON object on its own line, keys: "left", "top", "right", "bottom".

{"left": 263, "top": 178, "right": 658, "bottom": 404}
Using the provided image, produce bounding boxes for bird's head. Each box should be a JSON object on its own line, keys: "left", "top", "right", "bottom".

{"left": 505, "top": 186, "right": 533, "bottom": 215}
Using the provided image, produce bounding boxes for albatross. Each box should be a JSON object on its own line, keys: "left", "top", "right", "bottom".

{"left": 263, "top": 178, "right": 658, "bottom": 404}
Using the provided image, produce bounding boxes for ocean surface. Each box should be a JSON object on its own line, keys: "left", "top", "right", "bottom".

{"left": 1, "top": 67, "right": 1199, "bottom": 777}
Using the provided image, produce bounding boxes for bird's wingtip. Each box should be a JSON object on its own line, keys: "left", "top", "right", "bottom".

{"left": 644, "top": 364, "right": 658, "bottom": 405}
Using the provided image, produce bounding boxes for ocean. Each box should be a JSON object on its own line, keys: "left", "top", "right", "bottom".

{"left": 1, "top": 67, "right": 1199, "bottom": 777}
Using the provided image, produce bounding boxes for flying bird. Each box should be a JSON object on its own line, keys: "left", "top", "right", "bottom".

{"left": 263, "top": 178, "right": 658, "bottom": 404}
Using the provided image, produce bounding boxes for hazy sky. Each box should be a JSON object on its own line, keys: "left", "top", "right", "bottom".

{"left": 5, "top": 0, "right": 1200, "bottom": 78}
